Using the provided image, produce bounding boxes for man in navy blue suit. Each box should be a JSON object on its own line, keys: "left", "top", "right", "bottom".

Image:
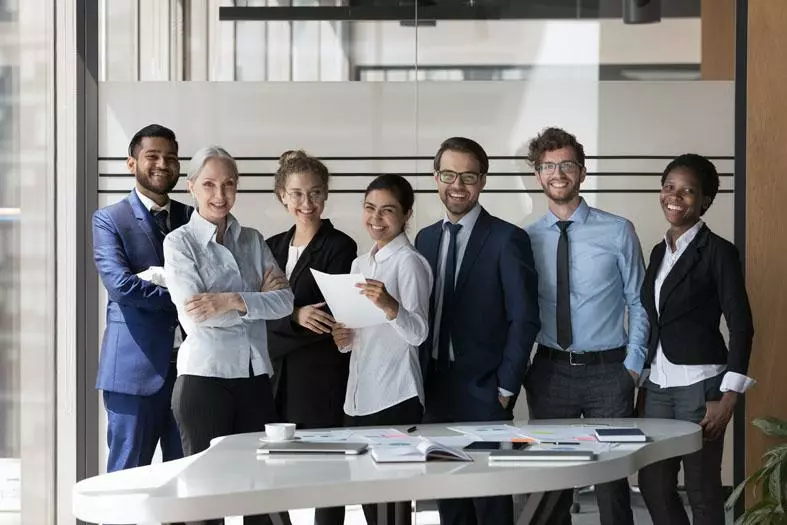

{"left": 93, "top": 124, "right": 193, "bottom": 473}
{"left": 415, "top": 137, "right": 541, "bottom": 525}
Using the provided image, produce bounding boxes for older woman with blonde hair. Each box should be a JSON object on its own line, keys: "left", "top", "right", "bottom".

{"left": 164, "top": 146, "right": 294, "bottom": 525}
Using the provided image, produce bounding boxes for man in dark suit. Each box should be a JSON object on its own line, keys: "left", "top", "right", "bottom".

{"left": 415, "top": 137, "right": 541, "bottom": 525}
{"left": 93, "top": 124, "right": 192, "bottom": 473}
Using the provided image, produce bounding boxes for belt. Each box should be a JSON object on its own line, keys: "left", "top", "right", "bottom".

{"left": 536, "top": 344, "right": 626, "bottom": 365}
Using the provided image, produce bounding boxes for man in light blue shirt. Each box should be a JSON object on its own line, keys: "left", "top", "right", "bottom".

{"left": 523, "top": 127, "right": 648, "bottom": 525}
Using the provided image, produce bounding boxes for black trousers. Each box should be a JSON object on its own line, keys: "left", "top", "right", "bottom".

{"left": 335, "top": 396, "right": 423, "bottom": 525}
{"left": 638, "top": 375, "right": 726, "bottom": 525}
{"left": 171, "top": 372, "right": 278, "bottom": 525}
{"left": 524, "top": 354, "right": 636, "bottom": 525}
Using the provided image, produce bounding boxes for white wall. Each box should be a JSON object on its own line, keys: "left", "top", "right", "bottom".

{"left": 96, "top": 80, "right": 736, "bottom": 483}
{"left": 99, "top": 81, "right": 733, "bottom": 253}
{"left": 352, "top": 18, "right": 700, "bottom": 67}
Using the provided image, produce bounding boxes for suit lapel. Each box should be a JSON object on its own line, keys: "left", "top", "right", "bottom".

{"left": 169, "top": 199, "right": 192, "bottom": 230}
{"left": 454, "top": 208, "right": 492, "bottom": 297}
{"left": 643, "top": 242, "right": 665, "bottom": 316}
{"left": 658, "top": 226, "right": 708, "bottom": 314}
{"left": 420, "top": 221, "right": 442, "bottom": 283}
{"left": 128, "top": 190, "right": 164, "bottom": 263}
{"left": 288, "top": 220, "right": 332, "bottom": 286}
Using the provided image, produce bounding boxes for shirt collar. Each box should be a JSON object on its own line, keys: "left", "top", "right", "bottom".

{"left": 369, "top": 231, "right": 410, "bottom": 262}
{"left": 664, "top": 220, "right": 704, "bottom": 254}
{"left": 442, "top": 203, "right": 483, "bottom": 232}
{"left": 135, "top": 188, "right": 171, "bottom": 214}
{"left": 545, "top": 197, "right": 590, "bottom": 228}
{"left": 189, "top": 210, "right": 241, "bottom": 246}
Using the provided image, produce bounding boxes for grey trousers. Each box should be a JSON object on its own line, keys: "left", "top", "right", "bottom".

{"left": 638, "top": 374, "right": 726, "bottom": 525}
{"left": 523, "top": 354, "right": 636, "bottom": 525}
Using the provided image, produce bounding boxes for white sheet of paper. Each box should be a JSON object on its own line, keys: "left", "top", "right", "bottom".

{"left": 310, "top": 269, "right": 388, "bottom": 329}
{"left": 295, "top": 430, "right": 353, "bottom": 442}
{"left": 447, "top": 425, "right": 528, "bottom": 441}
{"left": 517, "top": 425, "right": 598, "bottom": 443}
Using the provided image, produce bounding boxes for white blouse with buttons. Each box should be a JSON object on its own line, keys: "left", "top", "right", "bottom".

{"left": 163, "top": 212, "right": 294, "bottom": 379}
{"left": 341, "top": 232, "right": 433, "bottom": 417}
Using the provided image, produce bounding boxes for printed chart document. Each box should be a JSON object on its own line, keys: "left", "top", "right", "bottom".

{"left": 448, "top": 424, "right": 532, "bottom": 441}
{"left": 311, "top": 269, "right": 387, "bottom": 329}
{"left": 371, "top": 438, "right": 473, "bottom": 463}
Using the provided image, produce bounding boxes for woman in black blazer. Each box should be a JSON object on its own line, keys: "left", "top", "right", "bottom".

{"left": 266, "top": 150, "right": 358, "bottom": 429}
{"left": 638, "top": 154, "right": 754, "bottom": 525}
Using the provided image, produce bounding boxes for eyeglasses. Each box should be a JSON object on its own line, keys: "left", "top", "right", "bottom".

{"left": 284, "top": 189, "right": 327, "bottom": 203}
{"left": 436, "top": 170, "right": 483, "bottom": 185}
{"left": 535, "top": 160, "right": 584, "bottom": 176}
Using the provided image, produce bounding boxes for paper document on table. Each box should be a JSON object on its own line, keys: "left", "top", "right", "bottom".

{"left": 350, "top": 428, "right": 411, "bottom": 446}
{"left": 517, "top": 425, "right": 597, "bottom": 443}
{"left": 310, "top": 269, "right": 387, "bottom": 329}
{"left": 296, "top": 430, "right": 354, "bottom": 442}
{"left": 447, "top": 425, "right": 531, "bottom": 441}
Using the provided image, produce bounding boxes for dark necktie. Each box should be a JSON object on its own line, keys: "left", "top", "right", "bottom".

{"left": 556, "top": 220, "right": 573, "bottom": 350}
{"left": 152, "top": 209, "right": 170, "bottom": 238}
{"left": 438, "top": 222, "right": 462, "bottom": 369}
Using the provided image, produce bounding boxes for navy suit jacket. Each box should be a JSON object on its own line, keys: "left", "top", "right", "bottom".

{"left": 415, "top": 207, "right": 540, "bottom": 421}
{"left": 93, "top": 190, "right": 193, "bottom": 396}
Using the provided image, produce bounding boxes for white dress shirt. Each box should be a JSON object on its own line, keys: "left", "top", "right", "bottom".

{"left": 341, "top": 232, "right": 433, "bottom": 417}
{"left": 650, "top": 220, "right": 755, "bottom": 393}
{"left": 135, "top": 188, "right": 171, "bottom": 229}
{"left": 163, "top": 211, "right": 294, "bottom": 379}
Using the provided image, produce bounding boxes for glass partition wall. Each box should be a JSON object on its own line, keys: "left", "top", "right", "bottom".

{"left": 0, "top": 1, "right": 57, "bottom": 524}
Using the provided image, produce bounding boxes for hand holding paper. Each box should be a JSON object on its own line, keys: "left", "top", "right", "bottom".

{"left": 355, "top": 279, "right": 399, "bottom": 320}
{"left": 310, "top": 269, "right": 387, "bottom": 329}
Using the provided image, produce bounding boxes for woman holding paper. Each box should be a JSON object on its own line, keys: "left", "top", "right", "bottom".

{"left": 332, "top": 174, "right": 433, "bottom": 525}
{"left": 266, "top": 150, "right": 356, "bottom": 432}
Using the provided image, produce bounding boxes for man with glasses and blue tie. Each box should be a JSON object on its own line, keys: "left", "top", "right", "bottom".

{"left": 415, "top": 137, "right": 541, "bottom": 525}
{"left": 93, "top": 124, "right": 193, "bottom": 474}
{"left": 523, "top": 127, "right": 649, "bottom": 525}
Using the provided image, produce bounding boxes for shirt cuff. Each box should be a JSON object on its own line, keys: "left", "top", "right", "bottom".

{"left": 623, "top": 347, "right": 647, "bottom": 376}
{"left": 498, "top": 387, "right": 514, "bottom": 398}
{"left": 720, "top": 371, "right": 756, "bottom": 393}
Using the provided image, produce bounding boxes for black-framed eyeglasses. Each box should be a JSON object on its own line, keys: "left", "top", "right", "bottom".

{"left": 535, "top": 160, "right": 584, "bottom": 176}
{"left": 436, "top": 170, "right": 483, "bottom": 185}
{"left": 284, "top": 189, "right": 327, "bottom": 203}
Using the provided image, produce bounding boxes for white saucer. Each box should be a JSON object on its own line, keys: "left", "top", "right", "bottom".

{"left": 259, "top": 436, "right": 300, "bottom": 444}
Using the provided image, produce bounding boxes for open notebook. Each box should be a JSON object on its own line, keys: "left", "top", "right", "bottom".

{"left": 371, "top": 438, "right": 473, "bottom": 463}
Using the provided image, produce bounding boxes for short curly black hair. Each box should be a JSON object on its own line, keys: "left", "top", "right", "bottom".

{"left": 661, "top": 154, "right": 720, "bottom": 215}
{"left": 527, "top": 127, "right": 585, "bottom": 167}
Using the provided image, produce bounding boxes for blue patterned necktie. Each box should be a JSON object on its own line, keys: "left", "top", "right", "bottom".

{"left": 152, "top": 209, "right": 169, "bottom": 238}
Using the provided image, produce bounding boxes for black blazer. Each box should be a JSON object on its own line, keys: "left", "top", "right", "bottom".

{"left": 265, "top": 219, "right": 357, "bottom": 425}
{"left": 641, "top": 224, "right": 754, "bottom": 375}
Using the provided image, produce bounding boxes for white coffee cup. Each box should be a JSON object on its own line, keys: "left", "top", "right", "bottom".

{"left": 265, "top": 423, "right": 296, "bottom": 442}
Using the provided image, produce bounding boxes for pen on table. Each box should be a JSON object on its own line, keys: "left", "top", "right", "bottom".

{"left": 542, "top": 441, "right": 581, "bottom": 446}
{"left": 406, "top": 426, "right": 417, "bottom": 433}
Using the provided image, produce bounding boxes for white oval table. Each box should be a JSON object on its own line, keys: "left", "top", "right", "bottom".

{"left": 73, "top": 418, "right": 701, "bottom": 524}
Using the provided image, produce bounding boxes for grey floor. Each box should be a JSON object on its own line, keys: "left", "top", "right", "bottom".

{"left": 569, "top": 488, "right": 734, "bottom": 525}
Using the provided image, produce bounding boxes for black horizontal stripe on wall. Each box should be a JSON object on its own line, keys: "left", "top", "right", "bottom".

{"left": 98, "top": 189, "right": 735, "bottom": 195}
{"left": 98, "top": 155, "right": 736, "bottom": 162}
{"left": 98, "top": 172, "right": 735, "bottom": 178}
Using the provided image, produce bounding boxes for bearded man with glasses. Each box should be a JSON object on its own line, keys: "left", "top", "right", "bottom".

{"left": 523, "top": 127, "right": 649, "bottom": 525}
{"left": 414, "top": 136, "right": 541, "bottom": 525}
